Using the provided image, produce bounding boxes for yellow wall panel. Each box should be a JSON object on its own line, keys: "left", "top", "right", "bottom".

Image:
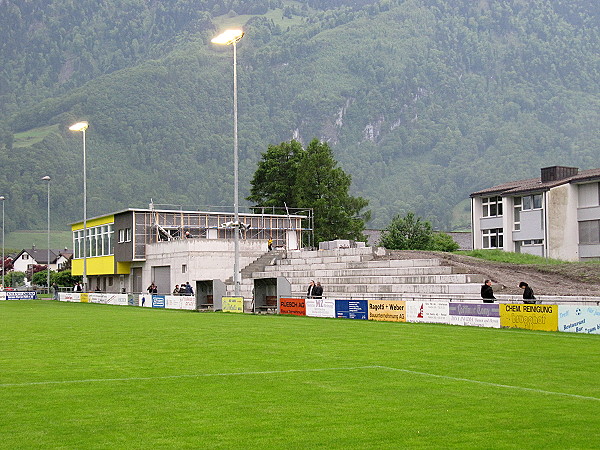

{"left": 499, "top": 304, "right": 558, "bottom": 331}
{"left": 71, "top": 256, "right": 116, "bottom": 275}
{"left": 71, "top": 215, "right": 114, "bottom": 231}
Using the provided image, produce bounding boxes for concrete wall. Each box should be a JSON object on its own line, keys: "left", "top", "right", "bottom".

{"left": 143, "top": 239, "right": 267, "bottom": 294}
{"left": 547, "top": 184, "right": 579, "bottom": 261}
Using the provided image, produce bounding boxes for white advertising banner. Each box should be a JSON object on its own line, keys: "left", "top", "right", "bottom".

{"left": 106, "top": 294, "right": 128, "bottom": 306}
{"left": 305, "top": 298, "right": 336, "bottom": 318}
{"left": 559, "top": 305, "right": 600, "bottom": 334}
{"left": 448, "top": 303, "right": 501, "bottom": 328}
{"left": 60, "top": 292, "right": 81, "bottom": 302}
{"left": 181, "top": 297, "right": 196, "bottom": 310}
{"left": 165, "top": 295, "right": 183, "bottom": 309}
{"left": 406, "top": 301, "right": 450, "bottom": 324}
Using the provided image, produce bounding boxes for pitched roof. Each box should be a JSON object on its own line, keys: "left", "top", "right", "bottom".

{"left": 14, "top": 248, "right": 72, "bottom": 265}
{"left": 471, "top": 168, "right": 600, "bottom": 197}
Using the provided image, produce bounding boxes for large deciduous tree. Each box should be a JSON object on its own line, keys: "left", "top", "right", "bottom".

{"left": 247, "top": 139, "right": 370, "bottom": 245}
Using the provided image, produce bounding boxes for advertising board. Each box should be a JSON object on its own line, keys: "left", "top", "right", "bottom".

{"left": 558, "top": 305, "right": 600, "bottom": 334}
{"left": 6, "top": 291, "right": 37, "bottom": 300}
{"left": 368, "top": 300, "right": 406, "bottom": 322}
{"left": 152, "top": 295, "right": 166, "bottom": 308}
{"left": 449, "top": 303, "right": 500, "bottom": 328}
{"left": 306, "top": 298, "right": 335, "bottom": 318}
{"left": 279, "top": 297, "right": 306, "bottom": 316}
{"left": 222, "top": 296, "right": 244, "bottom": 313}
{"left": 335, "top": 300, "right": 368, "bottom": 320}
{"left": 406, "top": 301, "right": 450, "bottom": 324}
{"left": 499, "top": 303, "right": 558, "bottom": 331}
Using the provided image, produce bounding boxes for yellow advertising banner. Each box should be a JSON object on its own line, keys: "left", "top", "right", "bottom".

{"left": 368, "top": 300, "right": 406, "bottom": 322}
{"left": 499, "top": 304, "right": 558, "bottom": 332}
{"left": 80, "top": 293, "right": 89, "bottom": 303}
{"left": 222, "top": 296, "right": 244, "bottom": 313}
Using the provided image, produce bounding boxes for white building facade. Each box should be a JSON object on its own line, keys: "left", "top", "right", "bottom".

{"left": 471, "top": 166, "right": 600, "bottom": 261}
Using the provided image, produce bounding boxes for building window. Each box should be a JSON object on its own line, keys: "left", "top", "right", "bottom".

{"left": 513, "top": 197, "right": 521, "bottom": 231}
{"left": 579, "top": 220, "right": 600, "bottom": 245}
{"left": 519, "top": 193, "right": 543, "bottom": 211}
{"left": 482, "top": 228, "right": 503, "bottom": 249}
{"left": 482, "top": 196, "right": 503, "bottom": 218}
{"left": 73, "top": 224, "right": 115, "bottom": 258}
{"left": 182, "top": 264, "right": 187, "bottom": 273}
{"left": 118, "top": 228, "right": 132, "bottom": 243}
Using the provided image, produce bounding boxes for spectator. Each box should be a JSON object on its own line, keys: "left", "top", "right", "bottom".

{"left": 173, "top": 284, "right": 180, "bottom": 295}
{"left": 52, "top": 282, "right": 59, "bottom": 300}
{"left": 185, "top": 282, "right": 194, "bottom": 295}
{"left": 313, "top": 282, "right": 323, "bottom": 299}
{"left": 74, "top": 282, "right": 82, "bottom": 292}
{"left": 307, "top": 280, "right": 315, "bottom": 299}
{"left": 147, "top": 282, "right": 158, "bottom": 294}
{"left": 519, "top": 282, "right": 536, "bottom": 304}
{"left": 268, "top": 238, "right": 273, "bottom": 251}
{"left": 480, "top": 280, "right": 495, "bottom": 303}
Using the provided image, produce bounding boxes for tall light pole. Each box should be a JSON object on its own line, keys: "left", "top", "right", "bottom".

{"left": 42, "top": 176, "right": 51, "bottom": 293}
{"left": 0, "top": 196, "right": 4, "bottom": 289}
{"left": 212, "top": 29, "right": 244, "bottom": 297}
{"left": 69, "top": 121, "right": 89, "bottom": 292}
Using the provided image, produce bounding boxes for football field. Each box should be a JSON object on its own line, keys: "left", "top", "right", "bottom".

{"left": 1, "top": 300, "right": 598, "bottom": 448}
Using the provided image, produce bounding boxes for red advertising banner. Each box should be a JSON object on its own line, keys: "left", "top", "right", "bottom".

{"left": 279, "top": 297, "right": 306, "bottom": 316}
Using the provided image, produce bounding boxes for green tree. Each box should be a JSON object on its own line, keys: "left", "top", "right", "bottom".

{"left": 247, "top": 139, "right": 370, "bottom": 244}
{"left": 4, "top": 271, "right": 26, "bottom": 287}
{"left": 32, "top": 270, "right": 51, "bottom": 286}
{"left": 430, "top": 232, "right": 460, "bottom": 252}
{"left": 379, "top": 212, "right": 434, "bottom": 250}
{"left": 53, "top": 270, "right": 81, "bottom": 287}
{"left": 247, "top": 140, "right": 303, "bottom": 208}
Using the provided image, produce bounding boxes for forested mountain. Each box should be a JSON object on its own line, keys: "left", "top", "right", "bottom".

{"left": 0, "top": 0, "right": 598, "bottom": 232}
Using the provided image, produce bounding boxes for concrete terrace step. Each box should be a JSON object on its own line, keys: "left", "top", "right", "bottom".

{"left": 291, "top": 283, "right": 481, "bottom": 295}
{"left": 254, "top": 266, "right": 455, "bottom": 278}
{"left": 274, "top": 258, "right": 443, "bottom": 269}
{"left": 270, "top": 274, "right": 478, "bottom": 285}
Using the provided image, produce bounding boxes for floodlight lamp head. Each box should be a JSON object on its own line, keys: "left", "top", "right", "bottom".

{"left": 69, "top": 121, "right": 89, "bottom": 132}
{"left": 0, "top": 196, "right": 4, "bottom": 201}
{"left": 211, "top": 29, "right": 244, "bottom": 45}
{"left": 42, "top": 176, "right": 51, "bottom": 181}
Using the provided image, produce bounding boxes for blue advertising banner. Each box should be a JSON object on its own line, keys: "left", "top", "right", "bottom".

{"left": 6, "top": 291, "right": 37, "bottom": 300}
{"left": 335, "top": 300, "right": 368, "bottom": 320}
{"left": 152, "top": 295, "right": 166, "bottom": 308}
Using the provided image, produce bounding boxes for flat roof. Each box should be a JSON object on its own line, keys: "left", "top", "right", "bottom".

{"left": 70, "top": 207, "right": 307, "bottom": 226}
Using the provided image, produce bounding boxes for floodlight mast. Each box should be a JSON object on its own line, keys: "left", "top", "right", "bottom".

{"left": 69, "top": 121, "right": 89, "bottom": 292}
{"left": 212, "top": 30, "right": 244, "bottom": 297}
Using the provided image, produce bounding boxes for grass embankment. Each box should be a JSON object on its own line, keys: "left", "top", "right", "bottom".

{"left": 455, "top": 249, "right": 600, "bottom": 284}
{"left": 0, "top": 300, "right": 598, "bottom": 448}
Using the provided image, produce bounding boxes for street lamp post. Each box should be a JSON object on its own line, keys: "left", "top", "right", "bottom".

{"left": 0, "top": 196, "right": 4, "bottom": 289}
{"left": 69, "top": 121, "right": 89, "bottom": 292}
{"left": 42, "top": 176, "right": 51, "bottom": 293}
{"left": 212, "top": 29, "right": 244, "bottom": 297}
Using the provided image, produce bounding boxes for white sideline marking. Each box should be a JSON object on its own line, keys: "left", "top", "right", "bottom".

{"left": 0, "top": 366, "right": 380, "bottom": 388}
{"left": 375, "top": 366, "right": 600, "bottom": 402}
{"left": 2, "top": 365, "right": 598, "bottom": 402}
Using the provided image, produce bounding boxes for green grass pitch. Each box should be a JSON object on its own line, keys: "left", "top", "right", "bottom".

{"left": 1, "top": 300, "right": 599, "bottom": 448}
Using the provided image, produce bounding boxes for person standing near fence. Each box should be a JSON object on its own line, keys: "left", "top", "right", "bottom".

{"left": 314, "top": 282, "right": 323, "bottom": 299}
{"left": 519, "top": 282, "right": 536, "bottom": 304}
{"left": 480, "top": 280, "right": 495, "bottom": 303}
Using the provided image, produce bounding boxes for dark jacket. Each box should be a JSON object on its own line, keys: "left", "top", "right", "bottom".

{"left": 523, "top": 286, "right": 536, "bottom": 304}
{"left": 313, "top": 285, "right": 323, "bottom": 298}
{"left": 481, "top": 284, "right": 495, "bottom": 301}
